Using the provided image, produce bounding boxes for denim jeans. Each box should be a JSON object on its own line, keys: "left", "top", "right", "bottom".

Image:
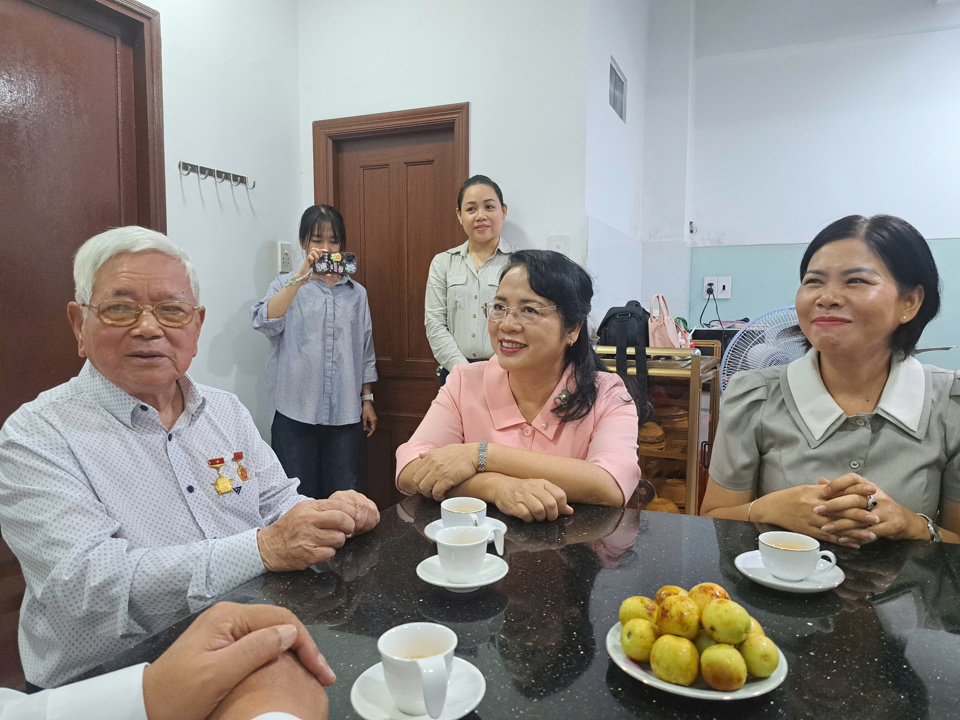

{"left": 271, "top": 412, "right": 363, "bottom": 499}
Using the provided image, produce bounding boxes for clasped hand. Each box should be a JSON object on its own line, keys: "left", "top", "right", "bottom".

{"left": 258, "top": 490, "right": 379, "bottom": 571}
{"left": 815, "top": 475, "right": 925, "bottom": 543}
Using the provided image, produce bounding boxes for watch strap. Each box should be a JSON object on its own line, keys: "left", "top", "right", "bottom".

{"left": 361, "top": 393, "right": 374, "bottom": 403}
{"left": 477, "top": 440, "right": 488, "bottom": 472}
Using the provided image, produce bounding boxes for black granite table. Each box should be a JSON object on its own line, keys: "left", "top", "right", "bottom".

{"left": 89, "top": 496, "right": 960, "bottom": 719}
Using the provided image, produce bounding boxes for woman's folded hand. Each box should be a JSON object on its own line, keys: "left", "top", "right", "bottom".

{"left": 413, "top": 443, "right": 479, "bottom": 500}
{"left": 494, "top": 478, "right": 573, "bottom": 522}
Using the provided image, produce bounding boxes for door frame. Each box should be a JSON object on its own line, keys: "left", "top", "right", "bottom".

{"left": 28, "top": 0, "right": 166, "bottom": 231}
{"left": 312, "top": 102, "right": 469, "bottom": 204}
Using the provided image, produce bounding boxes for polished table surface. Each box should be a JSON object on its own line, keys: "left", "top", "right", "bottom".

{"left": 90, "top": 496, "right": 960, "bottom": 719}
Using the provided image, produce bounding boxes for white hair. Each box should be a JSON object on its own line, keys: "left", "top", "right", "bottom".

{"left": 73, "top": 226, "right": 201, "bottom": 305}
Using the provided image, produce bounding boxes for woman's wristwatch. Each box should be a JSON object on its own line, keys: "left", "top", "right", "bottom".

{"left": 477, "top": 440, "right": 488, "bottom": 472}
{"left": 917, "top": 513, "right": 942, "bottom": 543}
{"left": 361, "top": 393, "right": 374, "bottom": 403}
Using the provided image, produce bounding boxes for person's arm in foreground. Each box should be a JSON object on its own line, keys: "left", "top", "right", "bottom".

{"left": 0, "top": 602, "right": 331, "bottom": 720}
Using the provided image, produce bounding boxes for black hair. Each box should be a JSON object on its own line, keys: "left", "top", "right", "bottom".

{"left": 457, "top": 174, "right": 505, "bottom": 210}
{"left": 499, "top": 250, "right": 613, "bottom": 423}
{"left": 799, "top": 214, "right": 940, "bottom": 359}
{"left": 298, "top": 205, "right": 346, "bottom": 249}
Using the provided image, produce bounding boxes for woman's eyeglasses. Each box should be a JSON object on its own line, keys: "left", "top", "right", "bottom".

{"left": 81, "top": 300, "right": 200, "bottom": 328}
{"left": 483, "top": 302, "right": 558, "bottom": 324}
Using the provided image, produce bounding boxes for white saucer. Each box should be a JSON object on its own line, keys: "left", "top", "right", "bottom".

{"left": 350, "top": 657, "right": 485, "bottom": 720}
{"left": 735, "top": 549, "right": 845, "bottom": 593}
{"left": 416, "top": 554, "right": 508, "bottom": 593}
{"left": 425, "top": 517, "right": 507, "bottom": 543}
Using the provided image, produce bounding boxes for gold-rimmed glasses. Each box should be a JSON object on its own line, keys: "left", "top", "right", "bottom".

{"left": 483, "top": 302, "right": 559, "bottom": 324}
{"left": 81, "top": 300, "right": 201, "bottom": 328}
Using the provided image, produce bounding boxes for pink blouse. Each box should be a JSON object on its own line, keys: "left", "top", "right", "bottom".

{"left": 395, "top": 357, "right": 640, "bottom": 504}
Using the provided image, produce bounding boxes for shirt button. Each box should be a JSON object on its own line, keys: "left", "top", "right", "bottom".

{"left": 850, "top": 460, "right": 860, "bottom": 469}
{"left": 471, "top": 333, "right": 475, "bottom": 337}
{"left": 474, "top": 295, "right": 478, "bottom": 299}
{"left": 522, "top": 427, "right": 531, "bottom": 436}
{"left": 140, "top": 405, "right": 148, "bottom": 411}
{"left": 187, "top": 485, "right": 195, "bottom": 493}
{"left": 856, "top": 418, "right": 866, "bottom": 427}
{"left": 541, "top": 422, "right": 548, "bottom": 429}
{"left": 473, "top": 314, "right": 477, "bottom": 319}
{"left": 472, "top": 353, "right": 477, "bottom": 358}
{"left": 168, "top": 434, "right": 173, "bottom": 441}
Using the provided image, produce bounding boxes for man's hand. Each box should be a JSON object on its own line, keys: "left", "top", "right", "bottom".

{"left": 207, "top": 652, "right": 330, "bottom": 720}
{"left": 362, "top": 402, "right": 378, "bottom": 437}
{"left": 257, "top": 499, "right": 357, "bottom": 571}
{"left": 327, "top": 490, "right": 379, "bottom": 536}
{"left": 413, "top": 443, "right": 479, "bottom": 500}
{"left": 142, "top": 602, "right": 334, "bottom": 720}
{"left": 494, "top": 477, "right": 573, "bottom": 522}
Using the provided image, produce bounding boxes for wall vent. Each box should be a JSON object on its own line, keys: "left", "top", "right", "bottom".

{"left": 609, "top": 57, "right": 626, "bottom": 121}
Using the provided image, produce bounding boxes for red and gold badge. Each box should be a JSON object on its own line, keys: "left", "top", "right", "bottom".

{"left": 208, "top": 457, "right": 234, "bottom": 496}
{"left": 233, "top": 451, "right": 249, "bottom": 482}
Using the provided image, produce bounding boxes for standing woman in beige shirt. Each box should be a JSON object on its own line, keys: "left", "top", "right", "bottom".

{"left": 425, "top": 175, "right": 514, "bottom": 384}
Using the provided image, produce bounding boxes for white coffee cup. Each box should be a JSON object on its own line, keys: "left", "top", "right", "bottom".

{"left": 758, "top": 531, "right": 838, "bottom": 582}
{"left": 440, "top": 496, "right": 486, "bottom": 528}
{"left": 436, "top": 525, "right": 503, "bottom": 582}
{"left": 378, "top": 622, "right": 457, "bottom": 718}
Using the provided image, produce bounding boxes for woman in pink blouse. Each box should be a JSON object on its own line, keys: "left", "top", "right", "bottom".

{"left": 397, "top": 250, "right": 640, "bottom": 522}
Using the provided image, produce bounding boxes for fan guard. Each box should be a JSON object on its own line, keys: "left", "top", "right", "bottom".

{"left": 720, "top": 306, "right": 806, "bottom": 392}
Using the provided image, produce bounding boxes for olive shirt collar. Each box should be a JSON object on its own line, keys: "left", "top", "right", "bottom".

{"left": 784, "top": 348, "right": 928, "bottom": 446}
{"left": 449, "top": 237, "right": 515, "bottom": 261}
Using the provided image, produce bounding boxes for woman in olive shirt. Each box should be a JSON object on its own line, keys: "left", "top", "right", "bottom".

{"left": 701, "top": 215, "right": 960, "bottom": 546}
{"left": 425, "top": 175, "right": 513, "bottom": 384}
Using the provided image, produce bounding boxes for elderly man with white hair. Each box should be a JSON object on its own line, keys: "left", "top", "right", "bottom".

{"left": 0, "top": 226, "right": 379, "bottom": 690}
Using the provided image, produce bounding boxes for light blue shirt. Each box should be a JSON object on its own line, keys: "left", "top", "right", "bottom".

{"left": 0, "top": 363, "right": 306, "bottom": 687}
{"left": 252, "top": 274, "right": 378, "bottom": 426}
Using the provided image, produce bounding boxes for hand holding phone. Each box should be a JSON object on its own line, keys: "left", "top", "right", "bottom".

{"left": 314, "top": 252, "right": 358, "bottom": 276}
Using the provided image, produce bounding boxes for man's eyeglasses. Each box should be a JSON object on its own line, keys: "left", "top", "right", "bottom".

{"left": 82, "top": 300, "right": 200, "bottom": 328}
{"left": 483, "top": 302, "right": 559, "bottom": 324}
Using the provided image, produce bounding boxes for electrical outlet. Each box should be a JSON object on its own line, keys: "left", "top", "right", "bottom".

{"left": 703, "top": 276, "right": 718, "bottom": 299}
{"left": 549, "top": 234, "right": 570, "bottom": 255}
{"left": 278, "top": 242, "right": 293, "bottom": 273}
{"left": 716, "top": 276, "right": 732, "bottom": 299}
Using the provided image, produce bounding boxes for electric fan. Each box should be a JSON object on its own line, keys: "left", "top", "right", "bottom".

{"left": 720, "top": 306, "right": 806, "bottom": 392}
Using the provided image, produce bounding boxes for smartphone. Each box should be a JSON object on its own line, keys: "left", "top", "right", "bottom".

{"left": 314, "top": 252, "right": 358, "bottom": 275}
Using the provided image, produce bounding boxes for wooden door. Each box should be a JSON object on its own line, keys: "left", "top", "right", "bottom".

{"left": 314, "top": 105, "right": 468, "bottom": 509}
{"left": 0, "top": 0, "right": 164, "bottom": 424}
{"left": 0, "top": 0, "right": 164, "bottom": 690}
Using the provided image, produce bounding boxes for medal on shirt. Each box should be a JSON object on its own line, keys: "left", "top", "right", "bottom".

{"left": 208, "top": 457, "right": 234, "bottom": 496}
{"left": 233, "top": 451, "right": 249, "bottom": 482}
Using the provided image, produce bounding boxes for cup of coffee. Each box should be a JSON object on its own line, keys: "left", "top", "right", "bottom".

{"left": 758, "top": 531, "right": 837, "bottom": 582}
{"left": 378, "top": 622, "right": 457, "bottom": 718}
{"left": 440, "top": 496, "right": 486, "bottom": 528}
{"left": 436, "top": 525, "right": 503, "bottom": 582}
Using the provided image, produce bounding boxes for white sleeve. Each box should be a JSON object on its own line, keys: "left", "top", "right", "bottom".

{"left": 0, "top": 664, "right": 148, "bottom": 720}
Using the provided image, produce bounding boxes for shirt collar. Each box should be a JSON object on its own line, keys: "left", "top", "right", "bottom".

{"left": 77, "top": 361, "right": 206, "bottom": 428}
{"left": 483, "top": 356, "right": 572, "bottom": 439}
{"left": 785, "top": 349, "right": 926, "bottom": 441}
{"left": 452, "top": 238, "right": 513, "bottom": 257}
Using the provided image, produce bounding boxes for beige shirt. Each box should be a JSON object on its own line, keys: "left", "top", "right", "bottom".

{"left": 710, "top": 349, "right": 960, "bottom": 518}
{"left": 424, "top": 238, "right": 514, "bottom": 370}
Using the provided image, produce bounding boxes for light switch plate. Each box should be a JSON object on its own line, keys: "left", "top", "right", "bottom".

{"left": 278, "top": 242, "right": 293, "bottom": 273}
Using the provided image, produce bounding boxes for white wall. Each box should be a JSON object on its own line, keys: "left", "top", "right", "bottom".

{"left": 639, "top": 0, "right": 695, "bottom": 318}
{"left": 690, "top": 0, "right": 960, "bottom": 247}
{"left": 150, "top": 0, "right": 302, "bottom": 434}
{"left": 584, "top": 0, "right": 649, "bottom": 324}
{"left": 296, "top": 0, "right": 590, "bottom": 259}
